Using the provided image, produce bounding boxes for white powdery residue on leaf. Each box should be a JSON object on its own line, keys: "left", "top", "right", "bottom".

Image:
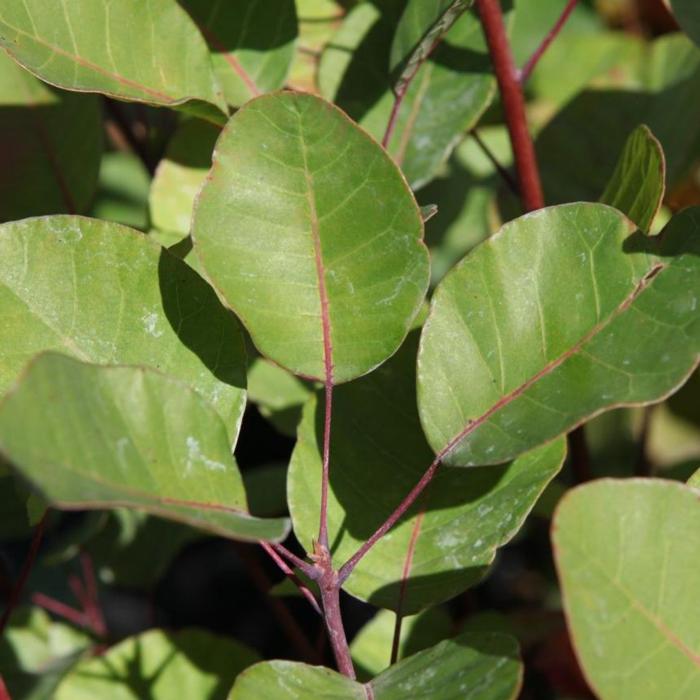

{"left": 185, "top": 436, "right": 226, "bottom": 474}
{"left": 436, "top": 529, "right": 462, "bottom": 550}
{"left": 141, "top": 310, "right": 164, "bottom": 338}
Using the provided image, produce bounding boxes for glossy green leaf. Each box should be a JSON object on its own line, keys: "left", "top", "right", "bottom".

{"left": 180, "top": 0, "right": 298, "bottom": 107}
{"left": 670, "top": 1, "right": 700, "bottom": 47}
{"left": 0, "top": 216, "right": 246, "bottom": 440}
{"left": 319, "top": 3, "right": 499, "bottom": 189}
{"left": 288, "top": 332, "right": 566, "bottom": 612}
{"left": 55, "top": 628, "right": 258, "bottom": 700}
{"left": 230, "top": 631, "right": 521, "bottom": 699}
{"left": 418, "top": 204, "right": 700, "bottom": 467}
{"left": 0, "top": 51, "right": 102, "bottom": 221}
{"left": 0, "top": 606, "right": 90, "bottom": 700}
{"left": 600, "top": 125, "right": 665, "bottom": 234}
{"left": 150, "top": 118, "right": 219, "bottom": 237}
{"left": 553, "top": 479, "right": 700, "bottom": 700}
{"left": 351, "top": 608, "right": 452, "bottom": 681}
{"left": 0, "top": 0, "right": 227, "bottom": 118}
{"left": 192, "top": 92, "right": 429, "bottom": 383}
{"left": 0, "top": 353, "right": 289, "bottom": 542}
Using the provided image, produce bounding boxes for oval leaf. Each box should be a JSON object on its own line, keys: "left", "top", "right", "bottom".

{"left": 56, "top": 628, "right": 258, "bottom": 700}
{"left": 230, "top": 631, "right": 521, "bottom": 699}
{"left": 418, "top": 203, "right": 700, "bottom": 467}
{"left": 0, "top": 215, "right": 246, "bottom": 441}
{"left": 0, "top": 353, "right": 289, "bottom": 542}
{"left": 0, "top": 0, "right": 227, "bottom": 117}
{"left": 553, "top": 479, "right": 700, "bottom": 700}
{"left": 192, "top": 91, "right": 429, "bottom": 383}
{"left": 288, "top": 332, "right": 566, "bottom": 612}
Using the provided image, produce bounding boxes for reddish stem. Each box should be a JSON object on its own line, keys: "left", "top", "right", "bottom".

{"left": 260, "top": 542, "right": 321, "bottom": 615}
{"left": 270, "top": 542, "right": 317, "bottom": 580}
{"left": 32, "top": 592, "right": 89, "bottom": 629}
{"left": 475, "top": 0, "right": 544, "bottom": 212}
{"left": 382, "top": 86, "right": 408, "bottom": 149}
{"left": 0, "top": 674, "right": 12, "bottom": 700}
{"left": 0, "top": 512, "right": 48, "bottom": 634}
{"left": 80, "top": 551, "right": 107, "bottom": 637}
{"left": 518, "top": 0, "right": 580, "bottom": 84}
{"left": 318, "top": 382, "right": 334, "bottom": 550}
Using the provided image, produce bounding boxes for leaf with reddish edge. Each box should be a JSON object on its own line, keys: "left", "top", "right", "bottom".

{"left": 192, "top": 91, "right": 429, "bottom": 384}
{"left": 418, "top": 203, "right": 700, "bottom": 468}
{"left": 553, "top": 478, "right": 700, "bottom": 700}
{"left": 0, "top": 353, "right": 289, "bottom": 543}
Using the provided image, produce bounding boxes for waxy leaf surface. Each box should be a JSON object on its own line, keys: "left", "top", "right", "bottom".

{"left": 0, "top": 354, "right": 288, "bottom": 542}
{"left": 56, "top": 628, "right": 258, "bottom": 700}
{"left": 230, "top": 631, "right": 521, "bottom": 699}
{"left": 0, "top": 50, "right": 102, "bottom": 221}
{"left": 600, "top": 125, "right": 665, "bottom": 234}
{"left": 0, "top": 216, "right": 246, "bottom": 441}
{"left": 418, "top": 204, "right": 700, "bottom": 467}
{"left": 193, "top": 92, "right": 429, "bottom": 383}
{"left": 0, "top": 0, "right": 226, "bottom": 118}
{"left": 553, "top": 479, "right": 700, "bottom": 700}
{"left": 181, "top": 0, "right": 298, "bottom": 108}
{"left": 288, "top": 333, "right": 566, "bottom": 612}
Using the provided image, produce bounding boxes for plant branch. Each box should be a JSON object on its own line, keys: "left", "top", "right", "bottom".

{"left": 80, "top": 551, "right": 107, "bottom": 637}
{"left": 475, "top": 0, "right": 544, "bottom": 212}
{"left": 0, "top": 511, "right": 48, "bottom": 634}
{"left": 518, "top": 0, "right": 580, "bottom": 84}
{"left": 269, "top": 542, "right": 317, "bottom": 580}
{"left": 32, "top": 592, "right": 89, "bottom": 629}
{"left": 318, "top": 382, "right": 334, "bottom": 550}
{"left": 0, "top": 674, "right": 11, "bottom": 700}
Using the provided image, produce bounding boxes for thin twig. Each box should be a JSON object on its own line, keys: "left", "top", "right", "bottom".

{"left": 0, "top": 512, "right": 48, "bottom": 634}
{"left": 80, "top": 551, "right": 107, "bottom": 637}
{"left": 32, "top": 592, "right": 89, "bottom": 629}
{"left": 518, "top": 0, "right": 580, "bottom": 84}
{"left": 318, "top": 382, "right": 334, "bottom": 550}
{"left": 269, "top": 542, "right": 317, "bottom": 580}
{"left": 475, "top": 0, "right": 544, "bottom": 212}
{"left": 470, "top": 128, "right": 519, "bottom": 197}
{"left": 0, "top": 673, "right": 12, "bottom": 700}
{"left": 235, "top": 543, "right": 320, "bottom": 664}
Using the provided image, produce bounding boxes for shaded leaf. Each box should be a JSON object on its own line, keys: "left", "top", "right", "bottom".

{"left": 192, "top": 91, "right": 429, "bottom": 383}
{"left": 0, "top": 51, "right": 102, "bottom": 221}
{"left": 288, "top": 332, "right": 566, "bottom": 612}
{"left": 553, "top": 478, "right": 700, "bottom": 700}
{"left": 55, "top": 628, "right": 258, "bottom": 700}
{"left": 230, "top": 631, "right": 521, "bottom": 698}
{"left": 600, "top": 125, "right": 665, "bottom": 234}
{"left": 0, "top": 353, "right": 289, "bottom": 543}
{"left": 669, "top": 0, "right": 700, "bottom": 47}
{"left": 0, "top": 216, "right": 246, "bottom": 441}
{"left": 418, "top": 204, "right": 700, "bottom": 467}
{"left": 243, "top": 462, "right": 289, "bottom": 517}
{"left": 0, "top": 0, "right": 227, "bottom": 118}
{"left": 181, "top": 0, "right": 298, "bottom": 107}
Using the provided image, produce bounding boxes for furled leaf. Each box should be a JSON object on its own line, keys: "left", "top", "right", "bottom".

{"left": 230, "top": 631, "right": 521, "bottom": 699}
{"left": 600, "top": 125, "right": 665, "bottom": 234}
{"left": 0, "top": 353, "right": 289, "bottom": 542}
{"left": 417, "top": 204, "right": 700, "bottom": 467}
{"left": 55, "top": 628, "right": 258, "bottom": 700}
{"left": 150, "top": 118, "right": 219, "bottom": 237}
{"left": 0, "top": 606, "right": 90, "bottom": 700}
{"left": 0, "top": 50, "right": 102, "bottom": 221}
{"left": 351, "top": 608, "right": 452, "bottom": 681}
{"left": 180, "top": 0, "right": 298, "bottom": 107}
{"left": 288, "top": 332, "right": 566, "bottom": 612}
{"left": 192, "top": 91, "right": 429, "bottom": 383}
{"left": 553, "top": 479, "right": 700, "bottom": 700}
{"left": 0, "top": 0, "right": 227, "bottom": 118}
{"left": 0, "top": 216, "right": 246, "bottom": 441}
{"left": 319, "top": 3, "right": 499, "bottom": 189}
{"left": 669, "top": 0, "right": 700, "bottom": 47}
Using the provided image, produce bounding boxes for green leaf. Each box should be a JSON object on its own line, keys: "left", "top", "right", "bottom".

{"left": 319, "top": 3, "right": 499, "bottom": 189}
{"left": 553, "top": 478, "right": 700, "bottom": 700}
{"left": 0, "top": 50, "right": 102, "bottom": 221}
{"left": 180, "top": 0, "right": 298, "bottom": 108}
{"left": 0, "top": 216, "right": 246, "bottom": 441}
{"left": 0, "top": 0, "right": 227, "bottom": 119}
{"left": 150, "top": 118, "right": 219, "bottom": 237}
{"left": 288, "top": 332, "right": 566, "bottom": 612}
{"left": 243, "top": 462, "right": 289, "bottom": 517}
{"left": 417, "top": 203, "right": 700, "bottom": 467}
{"left": 192, "top": 92, "right": 429, "bottom": 383}
{"left": 230, "top": 631, "right": 521, "bottom": 699}
{"left": 0, "top": 606, "right": 90, "bottom": 700}
{"left": 56, "top": 628, "right": 258, "bottom": 700}
{"left": 669, "top": 0, "right": 700, "bottom": 47}
{"left": 689, "top": 468, "right": 700, "bottom": 488}
{"left": 351, "top": 608, "right": 452, "bottom": 681}
{"left": 600, "top": 125, "right": 665, "bottom": 234}
{"left": 247, "top": 358, "right": 313, "bottom": 437}
{"left": 0, "top": 353, "right": 289, "bottom": 543}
